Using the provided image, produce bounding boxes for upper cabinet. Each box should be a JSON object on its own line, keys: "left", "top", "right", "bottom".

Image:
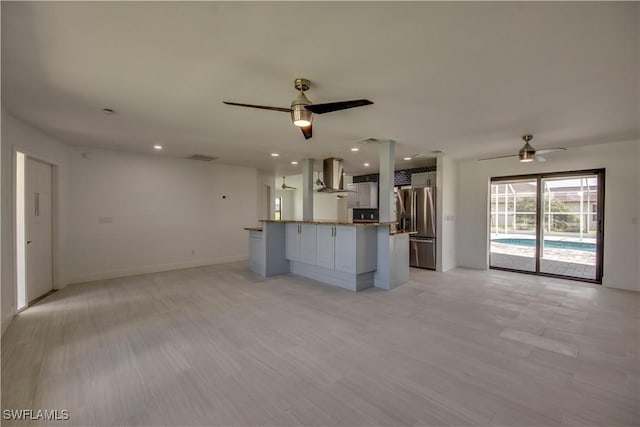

{"left": 347, "top": 182, "right": 378, "bottom": 209}
{"left": 411, "top": 171, "right": 437, "bottom": 187}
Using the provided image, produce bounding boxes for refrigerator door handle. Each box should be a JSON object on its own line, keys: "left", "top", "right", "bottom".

{"left": 411, "top": 190, "right": 417, "bottom": 232}
{"left": 397, "top": 189, "right": 406, "bottom": 215}
{"left": 428, "top": 188, "right": 436, "bottom": 236}
{"left": 410, "top": 238, "right": 434, "bottom": 243}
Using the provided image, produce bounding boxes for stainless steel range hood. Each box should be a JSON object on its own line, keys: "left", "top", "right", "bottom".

{"left": 317, "top": 157, "right": 350, "bottom": 193}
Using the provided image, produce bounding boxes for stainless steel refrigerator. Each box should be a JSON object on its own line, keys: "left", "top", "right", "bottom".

{"left": 396, "top": 187, "right": 436, "bottom": 269}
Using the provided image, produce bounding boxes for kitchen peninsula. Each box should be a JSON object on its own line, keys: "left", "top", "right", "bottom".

{"left": 245, "top": 219, "right": 411, "bottom": 291}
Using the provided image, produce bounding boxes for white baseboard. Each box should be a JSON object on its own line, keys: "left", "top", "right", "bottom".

{"left": 64, "top": 255, "right": 249, "bottom": 285}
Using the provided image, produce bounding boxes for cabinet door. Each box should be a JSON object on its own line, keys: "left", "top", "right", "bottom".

{"left": 300, "top": 224, "right": 317, "bottom": 264}
{"left": 427, "top": 171, "right": 437, "bottom": 187}
{"left": 368, "top": 182, "right": 378, "bottom": 209}
{"left": 353, "top": 182, "right": 378, "bottom": 209}
{"left": 334, "top": 226, "right": 357, "bottom": 273}
{"left": 357, "top": 183, "right": 370, "bottom": 208}
{"left": 315, "top": 225, "right": 335, "bottom": 269}
{"left": 411, "top": 172, "right": 429, "bottom": 187}
{"left": 285, "top": 223, "right": 301, "bottom": 261}
{"left": 347, "top": 183, "right": 359, "bottom": 208}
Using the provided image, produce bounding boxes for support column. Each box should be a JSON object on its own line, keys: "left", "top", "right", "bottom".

{"left": 378, "top": 140, "right": 396, "bottom": 222}
{"left": 302, "top": 159, "right": 314, "bottom": 221}
{"left": 374, "top": 139, "right": 409, "bottom": 290}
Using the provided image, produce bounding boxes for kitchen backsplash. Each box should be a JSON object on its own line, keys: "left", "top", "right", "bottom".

{"left": 353, "top": 165, "right": 437, "bottom": 186}
{"left": 352, "top": 208, "right": 379, "bottom": 220}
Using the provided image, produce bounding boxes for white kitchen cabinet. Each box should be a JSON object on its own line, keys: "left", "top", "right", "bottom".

{"left": 347, "top": 182, "right": 378, "bottom": 208}
{"left": 285, "top": 223, "right": 317, "bottom": 263}
{"left": 300, "top": 224, "right": 317, "bottom": 264}
{"left": 334, "top": 226, "right": 357, "bottom": 273}
{"left": 315, "top": 225, "right": 335, "bottom": 269}
{"left": 254, "top": 221, "right": 387, "bottom": 291}
{"left": 411, "top": 171, "right": 436, "bottom": 187}
{"left": 285, "top": 223, "right": 301, "bottom": 261}
{"left": 315, "top": 225, "right": 377, "bottom": 274}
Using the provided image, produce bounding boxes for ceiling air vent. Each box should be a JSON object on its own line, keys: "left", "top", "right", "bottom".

{"left": 358, "top": 137, "right": 380, "bottom": 144}
{"left": 186, "top": 154, "right": 218, "bottom": 162}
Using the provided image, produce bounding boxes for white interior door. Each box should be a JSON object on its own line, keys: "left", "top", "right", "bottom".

{"left": 25, "top": 158, "right": 53, "bottom": 302}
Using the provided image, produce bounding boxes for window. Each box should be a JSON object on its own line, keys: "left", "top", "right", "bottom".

{"left": 274, "top": 197, "right": 282, "bottom": 220}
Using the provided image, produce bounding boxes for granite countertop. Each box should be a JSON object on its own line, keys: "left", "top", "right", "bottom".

{"left": 259, "top": 219, "right": 398, "bottom": 227}
{"left": 243, "top": 227, "right": 263, "bottom": 232}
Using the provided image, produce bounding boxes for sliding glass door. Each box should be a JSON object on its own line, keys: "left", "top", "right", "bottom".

{"left": 539, "top": 175, "right": 600, "bottom": 280}
{"left": 490, "top": 179, "right": 538, "bottom": 272}
{"left": 490, "top": 170, "right": 604, "bottom": 283}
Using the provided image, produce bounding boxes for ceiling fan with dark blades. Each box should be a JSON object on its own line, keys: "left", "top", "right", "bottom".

{"left": 281, "top": 176, "right": 296, "bottom": 190}
{"left": 223, "top": 78, "right": 373, "bottom": 140}
{"left": 479, "top": 134, "right": 566, "bottom": 162}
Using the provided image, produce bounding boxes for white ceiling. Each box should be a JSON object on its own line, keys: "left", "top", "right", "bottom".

{"left": 2, "top": 2, "right": 638, "bottom": 176}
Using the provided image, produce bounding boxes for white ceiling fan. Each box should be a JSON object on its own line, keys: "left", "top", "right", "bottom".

{"left": 480, "top": 135, "right": 566, "bottom": 162}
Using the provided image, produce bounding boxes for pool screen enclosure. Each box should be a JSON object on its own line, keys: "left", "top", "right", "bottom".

{"left": 489, "top": 169, "right": 604, "bottom": 283}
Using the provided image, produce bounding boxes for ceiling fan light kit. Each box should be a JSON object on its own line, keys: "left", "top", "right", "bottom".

{"left": 291, "top": 93, "right": 313, "bottom": 127}
{"left": 223, "top": 77, "right": 373, "bottom": 140}
{"left": 518, "top": 135, "right": 536, "bottom": 162}
{"left": 291, "top": 78, "right": 313, "bottom": 127}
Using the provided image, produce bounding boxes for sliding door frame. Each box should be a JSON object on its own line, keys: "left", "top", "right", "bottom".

{"left": 490, "top": 168, "right": 605, "bottom": 284}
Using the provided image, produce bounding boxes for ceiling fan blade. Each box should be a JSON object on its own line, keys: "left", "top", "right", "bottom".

{"left": 223, "top": 101, "right": 291, "bottom": 113}
{"left": 304, "top": 99, "right": 373, "bottom": 114}
{"left": 535, "top": 155, "right": 547, "bottom": 162}
{"left": 536, "top": 147, "right": 567, "bottom": 155}
{"left": 478, "top": 154, "right": 518, "bottom": 161}
{"left": 300, "top": 124, "right": 312, "bottom": 140}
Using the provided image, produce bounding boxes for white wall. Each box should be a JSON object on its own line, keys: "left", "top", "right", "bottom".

{"left": 277, "top": 173, "right": 349, "bottom": 221}
{"left": 457, "top": 139, "right": 640, "bottom": 291}
{"left": 1, "top": 112, "right": 263, "bottom": 335}
{"left": 1, "top": 111, "right": 70, "bottom": 335}
{"left": 437, "top": 156, "right": 458, "bottom": 272}
{"left": 64, "top": 146, "right": 258, "bottom": 284}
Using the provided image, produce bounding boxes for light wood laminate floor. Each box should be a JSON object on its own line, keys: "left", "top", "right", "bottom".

{"left": 2, "top": 263, "right": 639, "bottom": 426}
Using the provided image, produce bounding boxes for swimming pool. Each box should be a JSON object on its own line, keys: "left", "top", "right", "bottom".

{"left": 492, "top": 238, "right": 596, "bottom": 253}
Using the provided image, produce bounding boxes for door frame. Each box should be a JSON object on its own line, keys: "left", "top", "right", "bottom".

{"left": 13, "top": 147, "right": 60, "bottom": 312}
{"left": 489, "top": 168, "right": 605, "bottom": 284}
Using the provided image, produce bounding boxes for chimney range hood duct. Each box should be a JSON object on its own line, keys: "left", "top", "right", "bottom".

{"left": 317, "top": 157, "right": 351, "bottom": 193}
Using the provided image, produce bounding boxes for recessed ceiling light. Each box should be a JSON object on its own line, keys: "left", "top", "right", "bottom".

{"left": 271, "top": 153, "right": 279, "bottom": 157}
{"left": 403, "top": 157, "right": 411, "bottom": 161}
{"left": 153, "top": 145, "right": 163, "bottom": 150}
{"left": 351, "top": 148, "right": 359, "bottom": 152}
{"left": 364, "top": 162, "right": 370, "bottom": 167}
{"left": 102, "top": 108, "right": 115, "bottom": 115}
{"left": 291, "top": 161, "right": 298, "bottom": 165}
